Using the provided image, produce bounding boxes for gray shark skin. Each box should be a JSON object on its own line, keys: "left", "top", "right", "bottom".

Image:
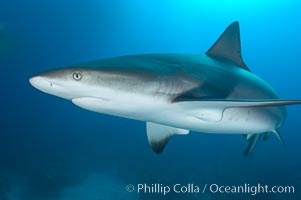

{"left": 29, "top": 22, "right": 301, "bottom": 155}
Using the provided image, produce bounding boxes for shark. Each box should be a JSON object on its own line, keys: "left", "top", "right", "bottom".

{"left": 29, "top": 22, "right": 301, "bottom": 156}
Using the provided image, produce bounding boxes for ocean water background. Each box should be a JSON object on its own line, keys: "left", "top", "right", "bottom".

{"left": 0, "top": 0, "right": 301, "bottom": 199}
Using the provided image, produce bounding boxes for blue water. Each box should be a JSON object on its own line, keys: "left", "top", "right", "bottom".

{"left": 0, "top": 0, "right": 301, "bottom": 199}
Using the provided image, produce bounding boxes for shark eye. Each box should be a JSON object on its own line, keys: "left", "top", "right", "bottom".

{"left": 72, "top": 72, "right": 82, "bottom": 81}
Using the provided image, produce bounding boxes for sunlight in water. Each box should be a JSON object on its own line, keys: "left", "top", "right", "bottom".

{"left": 166, "top": 0, "right": 296, "bottom": 18}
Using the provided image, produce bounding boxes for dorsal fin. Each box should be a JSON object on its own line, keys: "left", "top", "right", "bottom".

{"left": 206, "top": 21, "right": 250, "bottom": 71}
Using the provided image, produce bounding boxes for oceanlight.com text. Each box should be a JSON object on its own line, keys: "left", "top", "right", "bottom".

{"left": 125, "top": 183, "right": 295, "bottom": 196}
{"left": 209, "top": 183, "right": 294, "bottom": 196}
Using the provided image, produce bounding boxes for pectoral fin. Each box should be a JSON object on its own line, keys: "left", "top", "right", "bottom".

{"left": 174, "top": 98, "right": 301, "bottom": 107}
{"left": 174, "top": 99, "right": 301, "bottom": 123}
{"left": 146, "top": 122, "right": 189, "bottom": 154}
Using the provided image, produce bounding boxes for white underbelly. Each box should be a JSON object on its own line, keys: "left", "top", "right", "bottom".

{"left": 148, "top": 106, "right": 277, "bottom": 134}
{"left": 72, "top": 94, "right": 281, "bottom": 134}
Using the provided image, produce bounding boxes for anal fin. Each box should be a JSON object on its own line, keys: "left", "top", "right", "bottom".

{"left": 146, "top": 122, "right": 189, "bottom": 154}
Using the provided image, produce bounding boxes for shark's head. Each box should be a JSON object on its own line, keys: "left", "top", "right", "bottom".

{"left": 29, "top": 67, "right": 154, "bottom": 101}
{"left": 29, "top": 68, "right": 102, "bottom": 100}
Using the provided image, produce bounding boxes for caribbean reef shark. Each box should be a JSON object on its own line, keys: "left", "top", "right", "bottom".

{"left": 29, "top": 22, "right": 301, "bottom": 156}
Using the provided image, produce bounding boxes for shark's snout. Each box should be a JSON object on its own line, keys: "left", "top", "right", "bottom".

{"left": 29, "top": 72, "right": 85, "bottom": 100}
{"left": 29, "top": 76, "right": 54, "bottom": 93}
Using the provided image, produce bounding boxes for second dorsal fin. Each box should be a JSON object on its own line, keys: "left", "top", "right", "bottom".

{"left": 206, "top": 21, "right": 250, "bottom": 71}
